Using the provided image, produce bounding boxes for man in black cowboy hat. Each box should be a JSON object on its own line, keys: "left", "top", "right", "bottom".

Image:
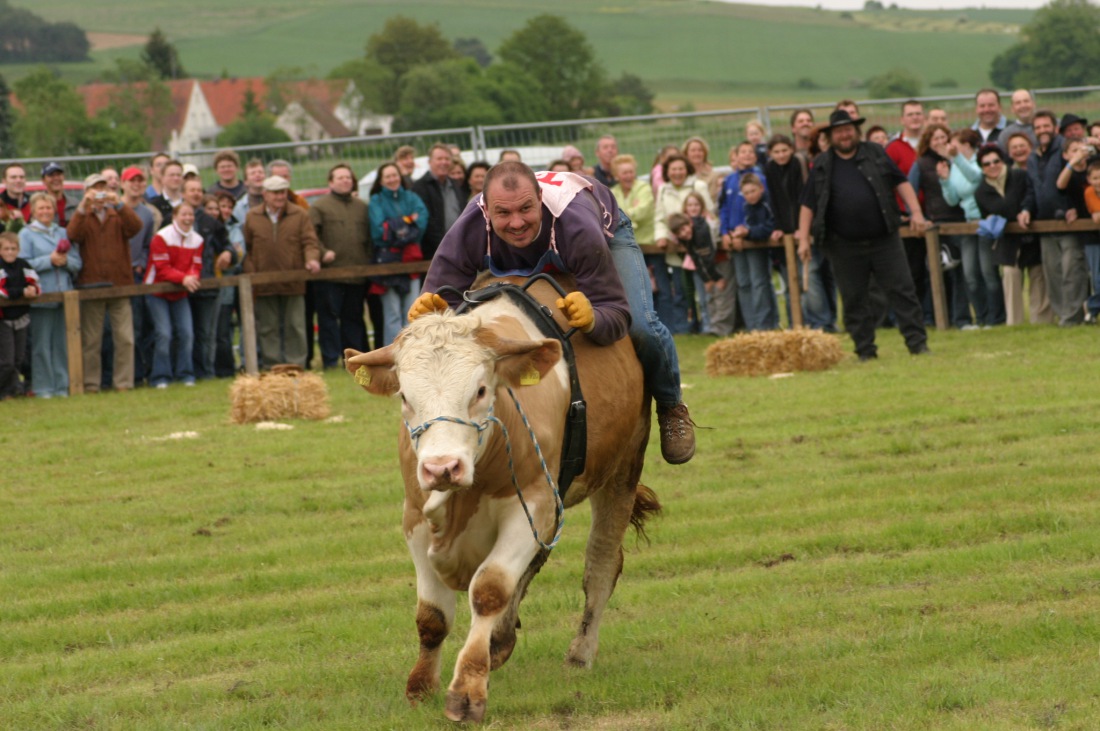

{"left": 796, "top": 109, "right": 931, "bottom": 361}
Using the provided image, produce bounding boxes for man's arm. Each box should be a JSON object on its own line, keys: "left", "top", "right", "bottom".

{"left": 895, "top": 181, "right": 928, "bottom": 230}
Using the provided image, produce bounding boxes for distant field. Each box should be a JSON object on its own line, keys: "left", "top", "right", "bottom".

{"left": 2, "top": 0, "right": 1030, "bottom": 108}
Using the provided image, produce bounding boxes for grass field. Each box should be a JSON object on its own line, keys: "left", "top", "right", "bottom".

{"left": 2, "top": 0, "right": 1030, "bottom": 107}
{"left": 3, "top": 322, "right": 1099, "bottom": 729}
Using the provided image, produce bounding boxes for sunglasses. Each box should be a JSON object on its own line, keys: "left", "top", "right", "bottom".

{"left": 980, "top": 159, "right": 1003, "bottom": 168}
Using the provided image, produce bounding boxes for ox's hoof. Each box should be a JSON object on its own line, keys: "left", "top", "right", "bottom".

{"left": 565, "top": 637, "right": 596, "bottom": 669}
{"left": 444, "top": 690, "right": 487, "bottom": 723}
{"left": 405, "top": 675, "right": 439, "bottom": 704}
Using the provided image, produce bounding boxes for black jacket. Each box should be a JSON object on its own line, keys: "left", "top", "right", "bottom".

{"left": 975, "top": 168, "right": 1038, "bottom": 267}
{"left": 192, "top": 208, "right": 233, "bottom": 297}
{"left": 412, "top": 173, "right": 468, "bottom": 260}
{"left": 808, "top": 142, "right": 903, "bottom": 243}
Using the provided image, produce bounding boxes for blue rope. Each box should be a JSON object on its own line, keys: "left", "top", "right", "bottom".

{"left": 404, "top": 389, "right": 565, "bottom": 552}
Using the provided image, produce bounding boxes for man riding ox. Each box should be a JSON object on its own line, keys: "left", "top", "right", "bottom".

{"left": 412, "top": 161, "right": 697, "bottom": 464}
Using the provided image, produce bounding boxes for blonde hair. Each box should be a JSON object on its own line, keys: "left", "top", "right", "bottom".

{"left": 28, "top": 192, "right": 56, "bottom": 214}
{"left": 611, "top": 153, "right": 636, "bottom": 175}
{"left": 681, "top": 136, "right": 710, "bottom": 162}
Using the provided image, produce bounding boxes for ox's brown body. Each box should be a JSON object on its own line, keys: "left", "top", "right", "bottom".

{"left": 346, "top": 277, "right": 658, "bottom": 723}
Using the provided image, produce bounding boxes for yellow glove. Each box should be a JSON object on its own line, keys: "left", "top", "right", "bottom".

{"left": 407, "top": 292, "right": 448, "bottom": 321}
{"left": 555, "top": 291, "right": 595, "bottom": 333}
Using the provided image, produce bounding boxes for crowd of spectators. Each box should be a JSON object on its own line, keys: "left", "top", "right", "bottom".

{"left": 1, "top": 87, "right": 1099, "bottom": 397}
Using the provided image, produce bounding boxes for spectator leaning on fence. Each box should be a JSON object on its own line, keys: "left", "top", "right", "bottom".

{"left": 18, "top": 193, "right": 81, "bottom": 398}
{"left": 797, "top": 109, "right": 931, "bottom": 362}
{"left": 242, "top": 175, "right": 321, "bottom": 369}
{"left": 311, "top": 163, "right": 373, "bottom": 363}
{"left": 144, "top": 202, "right": 203, "bottom": 388}
{"left": 67, "top": 173, "right": 143, "bottom": 393}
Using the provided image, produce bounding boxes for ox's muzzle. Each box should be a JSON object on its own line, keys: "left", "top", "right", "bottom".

{"left": 406, "top": 413, "right": 494, "bottom": 491}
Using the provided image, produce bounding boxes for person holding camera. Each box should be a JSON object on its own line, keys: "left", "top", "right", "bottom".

{"left": 66, "top": 173, "right": 143, "bottom": 392}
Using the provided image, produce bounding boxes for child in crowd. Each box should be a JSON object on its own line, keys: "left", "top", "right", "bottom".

{"left": 726, "top": 173, "right": 780, "bottom": 331}
{"left": 145, "top": 202, "right": 203, "bottom": 388}
{"left": 669, "top": 207, "right": 736, "bottom": 337}
{"left": 0, "top": 232, "right": 40, "bottom": 398}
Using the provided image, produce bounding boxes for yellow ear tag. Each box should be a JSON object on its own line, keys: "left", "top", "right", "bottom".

{"left": 519, "top": 365, "right": 541, "bottom": 386}
{"left": 354, "top": 366, "right": 371, "bottom": 387}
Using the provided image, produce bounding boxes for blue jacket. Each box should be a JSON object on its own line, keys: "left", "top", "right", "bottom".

{"left": 18, "top": 223, "right": 82, "bottom": 307}
{"left": 940, "top": 152, "right": 983, "bottom": 222}
{"left": 740, "top": 198, "right": 776, "bottom": 242}
{"left": 718, "top": 165, "right": 766, "bottom": 235}
{"left": 368, "top": 186, "right": 429, "bottom": 247}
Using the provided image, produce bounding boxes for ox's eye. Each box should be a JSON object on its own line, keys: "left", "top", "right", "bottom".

{"left": 476, "top": 386, "right": 487, "bottom": 400}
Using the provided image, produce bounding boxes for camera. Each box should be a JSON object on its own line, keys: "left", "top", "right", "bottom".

{"left": 95, "top": 192, "right": 106, "bottom": 200}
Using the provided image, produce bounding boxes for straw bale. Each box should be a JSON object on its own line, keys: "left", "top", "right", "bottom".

{"left": 705, "top": 329, "right": 846, "bottom": 377}
{"left": 230, "top": 365, "right": 331, "bottom": 423}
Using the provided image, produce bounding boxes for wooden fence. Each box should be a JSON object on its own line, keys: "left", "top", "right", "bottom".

{"left": 9, "top": 220, "right": 1097, "bottom": 396}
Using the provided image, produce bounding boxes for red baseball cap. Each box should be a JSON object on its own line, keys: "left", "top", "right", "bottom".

{"left": 121, "top": 166, "right": 146, "bottom": 182}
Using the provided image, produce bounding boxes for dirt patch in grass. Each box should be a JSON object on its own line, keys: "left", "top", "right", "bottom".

{"left": 87, "top": 32, "right": 145, "bottom": 51}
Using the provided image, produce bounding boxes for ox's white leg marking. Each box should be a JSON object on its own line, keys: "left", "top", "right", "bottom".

{"left": 566, "top": 485, "right": 636, "bottom": 668}
{"left": 405, "top": 521, "right": 455, "bottom": 702}
{"left": 444, "top": 499, "right": 548, "bottom": 723}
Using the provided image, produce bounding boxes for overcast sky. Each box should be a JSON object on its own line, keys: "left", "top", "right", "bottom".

{"left": 713, "top": 0, "right": 1044, "bottom": 8}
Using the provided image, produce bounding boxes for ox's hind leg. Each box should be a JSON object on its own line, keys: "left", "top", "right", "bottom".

{"left": 566, "top": 483, "right": 638, "bottom": 668}
{"left": 406, "top": 522, "right": 456, "bottom": 703}
{"left": 445, "top": 504, "right": 545, "bottom": 723}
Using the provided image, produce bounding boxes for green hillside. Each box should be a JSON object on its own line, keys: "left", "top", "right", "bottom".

{"left": 4, "top": 0, "right": 1033, "bottom": 106}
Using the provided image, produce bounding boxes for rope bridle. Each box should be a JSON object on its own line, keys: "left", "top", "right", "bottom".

{"left": 404, "top": 386, "right": 565, "bottom": 552}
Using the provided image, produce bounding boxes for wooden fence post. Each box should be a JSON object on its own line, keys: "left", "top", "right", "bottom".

{"left": 63, "top": 290, "right": 84, "bottom": 395}
{"left": 924, "top": 228, "right": 948, "bottom": 331}
{"left": 238, "top": 277, "right": 259, "bottom": 376}
{"left": 782, "top": 234, "right": 804, "bottom": 328}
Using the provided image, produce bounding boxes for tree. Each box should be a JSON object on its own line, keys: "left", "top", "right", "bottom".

{"left": 328, "top": 58, "right": 392, "bottom": 133}
{"left": 12, "top": 68, "right": 90, "bottom": 156}
{"left": 97, "top": 59, "right": 174, "bottom": 148}
{"left": 454, "top": 37, "right": 492, "bottom": 68}
{"left": 141, "top": 27, "right": 185, "bottom": 80}
{"left": 0, "top": 1, "right": 90, "bottom": 62}
{"left": 396, "top": 59, "right": 503, "bottom": 131}
{"left": 989, "top": 0, "right": 1100, "bottom": 88}
{"left": 264, "top": 66, "right": 307, "bottom": 115}
{"left": 497, "top": 14, "right": 608, "bottom": 119}
{"left": 218, "top": 88, "right": 291, "bottom": 147}
{"left": 475, "top": 63, "right": 550, "bottom": 124}
{"left": 0, "top": 73, "right": 15, "bottom": 158}
{"left": 866, "top": 67, "right": 922, "bottom": 99}
{"left": 366, "top": 16, "right": 458, "bottom": 112}
{"left": 604, "top": 72, "right": 655, "bottom": 117}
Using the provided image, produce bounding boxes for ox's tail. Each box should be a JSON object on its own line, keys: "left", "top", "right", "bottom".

{"left": 630, "top": 484, "right": 662, "bottom": 545}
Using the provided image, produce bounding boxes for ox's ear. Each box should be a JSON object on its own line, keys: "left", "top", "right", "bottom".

{"left": 344, "top": 347, "right": 399, "bottom": 396}
{"left": 479, "top": 332, "right": 562, "bottom": 387}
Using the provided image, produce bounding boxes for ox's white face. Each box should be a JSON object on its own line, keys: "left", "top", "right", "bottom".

{"left": 345, "top": 308, "right": 563, "bottom": 493}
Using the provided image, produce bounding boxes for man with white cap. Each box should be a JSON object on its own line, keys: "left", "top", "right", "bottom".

{"left": 66, "top": 173, "right": 143, "bottom": 392}
{"left": 242, "top": 175, "right": 322, "bottom": 369}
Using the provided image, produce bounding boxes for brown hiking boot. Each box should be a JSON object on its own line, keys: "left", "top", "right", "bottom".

{"left": 657, "top": 402, "right": 696, "bottom": 464}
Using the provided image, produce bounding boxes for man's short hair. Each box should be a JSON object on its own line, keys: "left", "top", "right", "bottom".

{"left": 327, "top": 163, "right": 356, "bottom": 182}
{"left": 2, "top": 163, "right": 24, "bottom": 180}
{"left": 739, "top": 172, "right": 763, "bottom": 189}
{"left": 667, "top": 212, "right": 691, "bottom": 234}
{"left": 267, "top": 158, "right": 291, "bottom": 175}
{"left": 1005, "top": 132, "right": 1033, "bottom": 148}
{"left": 0, "top": 231, "right": 18, "bottom": 247}
{"left": 953, "top": 128, "right": 982, "bottom": 147}
{"left": 183, "top": 177, "right": 204, "bottom": 191}
{"left": 213, "top": 149, "right": 241, "bottom": 169}
{"left": 789, "top": 108, "right": 814, "bottom": 128}
{"left": 1086, "top": 160, "right": 1100, "bottom": 177}
{"left": 163, "top": 159, "right": 184, "bottom": 173}
{"left": 1033, "top": 109, "right": 1058, "bottom": 127}
{"left": 395, "top": 145, "right": 416, "bottom": 160}
{"left": 767, "top": 133, "right": 794, "bottom": 150}
{"left": 901, "top": 99, "right": 923, "bottom": 113}
{"left": 149, "top": 152, "right": 170, "bottom": 165}
{"left": 975, "top": 88, "right": 1001, "bottom": 103}
{"left": 498, "top": 149, "right": 521, "bottom": 163}
{"left": 245, "top": 157, "right": 265, "bottom": 171}
{"left": 482, "top": 161, "right": 539, "bottom": 203}
{"left": 428, "top": 142, "right": 452, "bottom": 158}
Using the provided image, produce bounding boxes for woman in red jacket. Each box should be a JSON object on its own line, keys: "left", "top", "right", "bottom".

{"left": 144, "top": 202, "right": 203, "bottom": 388}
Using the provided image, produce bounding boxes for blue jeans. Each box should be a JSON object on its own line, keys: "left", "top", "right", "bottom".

{"left": 30, "top": 306, "right": 69, "bottom": 397}
{"left": 380, "top": 279, "right": 421, "bottom": 346}
{"left": 647, "top": 254, "right": 690, "bottom": 335}
{"left": 146, "top": 296, "right": 194, "bottom": 385}
{"left": 691, "top": 270, "right": 711, "bottom": 334}
{"left": 131, "top": 270, "right": 154, "bottom": 384}
{"left": 802, "top": 244, "right": 837, "bottom": 331}
{"left": 190, "top": 294, "right": 219, "bottom": 379}
{"left": 608, "top": 212, "right": 682, "bottom": 409}
{"left": 962, "top": 235, "right": 1005, "bottom": 325}
{"left": 731, "top": 248, "right": 779, "bottom": 330}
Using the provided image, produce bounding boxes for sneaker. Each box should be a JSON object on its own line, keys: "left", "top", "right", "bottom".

{"left": 959, "top": 323, "right": 980, "bottom": 331}
{"left": 910, "top": 344, "right": 932, "bottom": 355}
{"left": 657, "top": 402, "right": 696, "bottom": 465}
{"left": 155, "top": 382, "right": 169, "bottom": 390}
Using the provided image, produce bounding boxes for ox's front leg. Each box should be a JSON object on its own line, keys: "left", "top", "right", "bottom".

{"left": 445, "top": 503, "right": 545, "bottom": 723}
{"left": 406, "top": 520, "right": 456, "bottom": 703}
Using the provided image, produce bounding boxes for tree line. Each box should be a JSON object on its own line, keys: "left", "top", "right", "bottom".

{"left": 0, "top": 0, "right": 89, "bottom": 63}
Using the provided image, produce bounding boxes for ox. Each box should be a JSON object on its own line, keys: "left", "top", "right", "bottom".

{"left": 345, "top": 277, "right": 658, "bottom": 723}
